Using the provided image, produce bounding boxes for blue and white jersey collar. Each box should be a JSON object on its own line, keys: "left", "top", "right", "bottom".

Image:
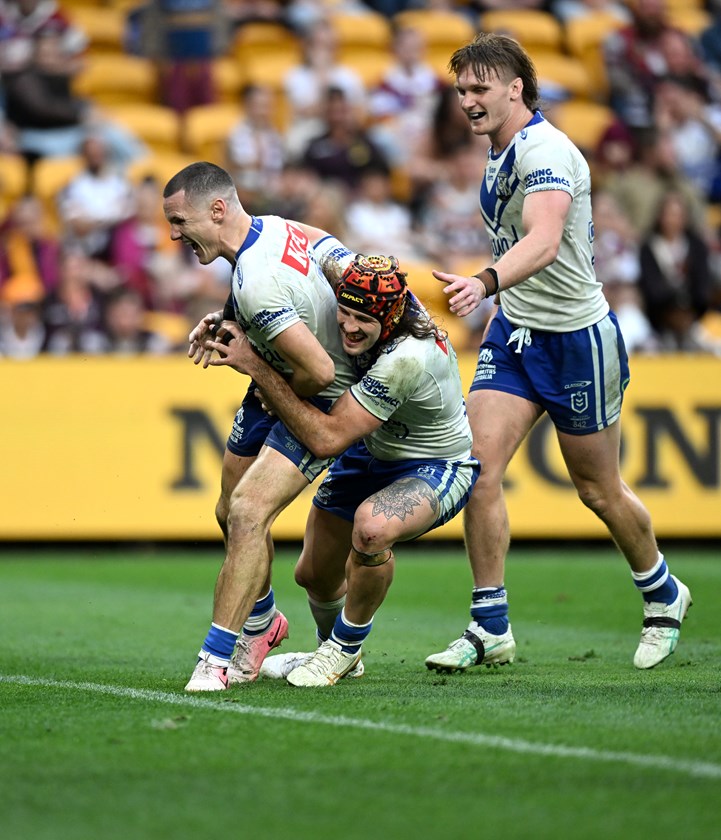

{"left": 234, "top": 215, "right": 264, "bottom": 262}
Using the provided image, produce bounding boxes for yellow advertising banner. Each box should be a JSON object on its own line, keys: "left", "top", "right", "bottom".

{"left": 1, "top": 353, "right": 719, "bottom": 540}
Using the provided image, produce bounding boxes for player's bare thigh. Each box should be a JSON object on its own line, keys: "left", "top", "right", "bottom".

{"left": 556, "top": 421, "right": 624, "bottom": 495}
{"left": 354, "top": 476, "right": 440, "bottom": 550}
{"left": 218, "top": 450, "right": 256, "bottom": 511}
{"left": 466, "top": 388, "right": 542, "bottom": 480}
{"left": 227, "top": 444, "right": 313, "bottom": 529}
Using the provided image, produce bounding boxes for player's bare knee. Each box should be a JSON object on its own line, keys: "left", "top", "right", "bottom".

{"left": 351, "top": 525, "right": 386, "bottom": 558}
{"left": 214, "top": 498, "right": 229, "bottom": 537}
{"left": 576, "top": 485, "right": 607, "bottom": 517}
{"left": 294, "top": 556, "right": 318, "bottom": 590}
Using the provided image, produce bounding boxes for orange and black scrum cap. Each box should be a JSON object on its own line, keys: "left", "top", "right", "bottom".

{"left": 336, "top": 254, "right": 408, "bottom": 342}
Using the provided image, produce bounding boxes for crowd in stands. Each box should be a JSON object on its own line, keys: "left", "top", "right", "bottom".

{"left": 2, "top": 0, "right": 721, "bottom": 358}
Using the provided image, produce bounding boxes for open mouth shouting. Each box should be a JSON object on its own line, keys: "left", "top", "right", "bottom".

{"left": 467, "top": 109, "right": 487, "bottom": 126}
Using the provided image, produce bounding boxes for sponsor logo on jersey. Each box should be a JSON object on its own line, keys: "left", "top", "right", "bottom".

{"left": 360, "top": 376, "right": 401, "bottom": 409}
{"left": 564, "top": 380, "right": 591, "bottom": 389}
{"left": 251, "top": 307, "right": 294, "bottom": 330}
{"left": 384, "top": 418, "right": 410, "bottom": 440}
{"left": 281, "top": 222, "right": 310, "bottom": 274}
{"left": 496, "top": 171, "right": 513, "bottom": 201}
{"left": 525, "top": 168, "right": 571, "bottom": 189}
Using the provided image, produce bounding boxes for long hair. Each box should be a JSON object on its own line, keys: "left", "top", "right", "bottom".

{"left": 396, "top": 293, "right": 445, "bottom": 343}
{"left": 449, "top": 32, "right": 539, "bottom": 111}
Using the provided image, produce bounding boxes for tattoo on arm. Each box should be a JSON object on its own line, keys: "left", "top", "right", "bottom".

{"left": 370, "top": 478, "right": 439, "bottom": 522}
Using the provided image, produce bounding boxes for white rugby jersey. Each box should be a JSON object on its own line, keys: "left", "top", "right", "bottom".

{"left": 481, "top": 112, "right": 609, "bottom": 331}
{"left": 231, "top": 215, "right": 356, "bottom": 400}
{"left": 350, "top": 332, "right": 473, "bottom": 461}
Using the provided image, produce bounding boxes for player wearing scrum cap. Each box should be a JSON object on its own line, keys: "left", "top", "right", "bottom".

{"left": 207, "top": 254, "right": 480, "bottom": 686}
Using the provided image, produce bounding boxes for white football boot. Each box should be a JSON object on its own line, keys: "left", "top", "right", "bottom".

{"left": 261, "top": 650, "right": 365, "bottom": 680}
{"left": 634, "top": 576, "right": 692, "bottom": 669}
{"left": 425, "top": 622, "right": 516, "bottom": 673}
{"left": 286, "top": 640, "right": 361, "bottom": 687}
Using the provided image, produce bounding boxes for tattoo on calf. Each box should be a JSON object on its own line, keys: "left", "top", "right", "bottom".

{"left": 370, "top": 478, "right": 439, "bottom": 521}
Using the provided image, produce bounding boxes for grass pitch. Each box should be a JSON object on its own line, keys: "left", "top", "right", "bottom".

{"left": 1, "top": 543, "right": 719, "bottom": 840}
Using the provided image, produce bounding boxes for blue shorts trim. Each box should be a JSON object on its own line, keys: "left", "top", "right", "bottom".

{"left": 312, "top": 441, "right": 480, "bottom": 532}
{"left": 469, "top": 309, "right": 630, "bottom": 435}
{"left": 226, "top": 383, "right": 276, "bottom": 457}
{"left": 227, "top": 384, "right": 333, "bottom": 481}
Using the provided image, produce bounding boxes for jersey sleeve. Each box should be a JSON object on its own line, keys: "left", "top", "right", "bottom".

{"left": 234, "top": 267, "right": 302, "bottom": 343}
{"left": 349, "top": 341, "right": 425, "bottom": 421}
{"left": 517, "top": 132, "right": 576, "bottom": 198}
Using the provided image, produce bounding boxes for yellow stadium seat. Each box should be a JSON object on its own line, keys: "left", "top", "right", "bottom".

{"left": 394, "top": 9, "right": 477, "bottom": 80}
{"left": 667, "top": 8, "right": 712, "bottom": 37}
{"left": 239, "top": 51, "right": 299, "bottom": 92}
{"left": 480, "top": 9, "right": 564, "bottom": 55}
{"left": 231, "top": 54, "right": 296, "bottom": 132}
{"left": 402, "top": 259, "right": 448, "bottom": 311}
{"left": 550, "top": 100, "right": 617, "bottom": 152}
{"left": 59, "top": 0, "right": 108, "bottom": 6}
{"left": 104, "top": 104, "right": 182, "bottom": 156}
{"left": 533, "top": 52, "right": 593, "bottom": 100}
{"left": 73, "top": 54, "right": 158, "bottom": 106}
{"left": 66, "top": 5, "right": 126, "bottom": 55}
{"left": 330, "top": 11, "right": 393, "bottom": 67}
{"left": 30, "top": 156, "right": 85, "bottom": 230}
{"left": 212, "top": 57, "right": 245, "bottom": 105}
{"left": 564, "top": 12, "right": 625, "bottom": 97}
{"left": 330, "top": 11, "right": 393, "bottom": 50}
{"left": 126, "top": 153, "right": 198, "bottom": 187}
{"left": 393, "top": 9, "right": 477, "bottom": 49}
{"left": 663, "top": 0, "right": 705, "bottom": 12}
{"left": 143, "top": 310, "right": 192, "bottom": 346}
{"left": 233, "top": 22, "right": 302, "bottom": 66}
{"left": 342, "top": 52, "right": 394, "bottom": 89}
{"left": 0, "top": 154, "right": 30, "bottom": 206}
{"left": 182, "top": 103, "right": 243, "bottom": 163}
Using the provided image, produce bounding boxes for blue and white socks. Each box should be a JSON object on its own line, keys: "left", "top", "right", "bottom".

{"left": 632, "top": 554, "right": 678, "bottom": 604}
{"left": 243, "top": 588, "right": 276, "bottom": 636}
{"left": 198, "top": 623, "right": 238, "bottom": 667}
{"left": 199, "top": 587, "right": 278, "bottom": 665}
{"left": 330, "top": 608, "right": 372, "bottom": 655}
{"left": 308, "top": 594, "right": 346, "bottom": 644}
{"left": 470, "top": 586, "right": 509, "bottom": 636}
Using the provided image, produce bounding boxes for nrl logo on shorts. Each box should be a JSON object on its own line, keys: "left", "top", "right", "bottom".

{"left": 571, "top": 390, "right": 589, "bottom": 414}
{"left": 496, "top": 171, "right": 512, "bottom": 202}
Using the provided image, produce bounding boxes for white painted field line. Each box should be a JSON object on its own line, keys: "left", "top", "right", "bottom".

{"left": 3, "top": 674, "right": 720, "bottom": 780}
